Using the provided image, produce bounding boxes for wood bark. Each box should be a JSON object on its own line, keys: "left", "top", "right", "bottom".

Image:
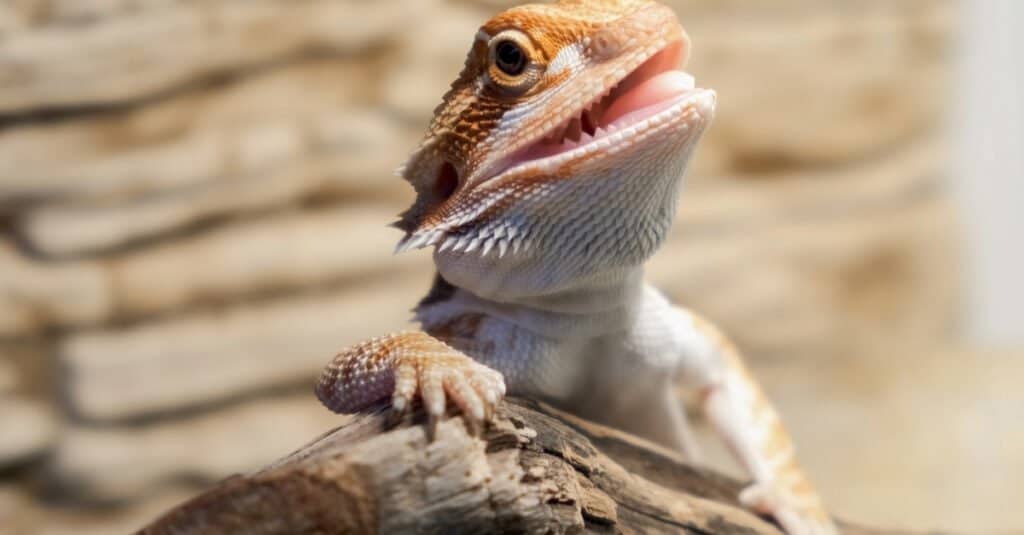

{"left": 141, "top": 398, "right": 920, "bottom": 535}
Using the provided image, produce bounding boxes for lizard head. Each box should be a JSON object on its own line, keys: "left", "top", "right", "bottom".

{"left": 395, "top": 0, "right": 716, "bottom": 299}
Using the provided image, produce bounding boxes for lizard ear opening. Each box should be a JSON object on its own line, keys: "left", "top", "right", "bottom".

{"left": 393, "top": 159, "right": 459, "bottom": 234}
{"left": 433, "top": 161, "right": 459, "bottom": 201}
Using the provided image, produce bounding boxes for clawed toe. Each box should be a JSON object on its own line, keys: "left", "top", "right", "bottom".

{"left": 389, "top": 339, "right": 505, "bottom": 436}
{"left": 740, "top": 483, "right": 837, "bottom": 535}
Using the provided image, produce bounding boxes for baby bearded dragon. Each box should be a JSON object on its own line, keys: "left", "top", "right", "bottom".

{"left": 316, "top": 1, "right": 837, "bottom": 533}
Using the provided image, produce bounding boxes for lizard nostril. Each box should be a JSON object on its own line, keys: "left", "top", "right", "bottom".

{"left": 434, "top": 161, "right": 459, "bottom": 200}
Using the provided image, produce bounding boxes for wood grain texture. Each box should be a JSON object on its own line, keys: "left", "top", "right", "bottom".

{"left": 140, "top": 399, "right": 916, "bottom": 534}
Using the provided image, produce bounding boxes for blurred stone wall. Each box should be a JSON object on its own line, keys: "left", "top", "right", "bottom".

{"left": 0, "top": 0, "right": 958, "bottom": 532}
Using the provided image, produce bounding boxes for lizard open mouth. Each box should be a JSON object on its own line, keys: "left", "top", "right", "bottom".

{"left": 508, "top": 40, "right": 710, "bottom": 168}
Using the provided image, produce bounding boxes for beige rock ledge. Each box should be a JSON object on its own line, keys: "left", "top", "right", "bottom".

{"left": 0, "top": 0, "right": 429, "bottom": 113}
{"left": 0, "top": 241, "right": 111, "bottom": 337}
{"left": 61, "top": 273, "right": 431, "bottom": 421}
{"left": 754, "top": 348, "right": 1024, "bottom": 532}
{"left": 16, "top": 111, "right": 415, "bottom": 257}
{"left": 0, "top": 202, "right": 430, "bottom": 338}
{"left": 650, "top": 138, "right": 956, "bottom": 355}
{"left": 653, "top": 194, "right": 958, "bottom": 359}
{"left": 0, "top": 341, "right": 47, "bottom": 393}
{"left": 675, "top": 138, "right": 942, "bottom": 232}
{"left": 0, "top": 61, "right": 405, "bottom": 205}
{"left": 0, "top": 359, "right": 15, "bottom": 393}
{"left": 0, "top": 395, "right": 59, "bottom": 468}
{"left": 683, "top": 0, "right": 952, "bottom": 172}
{"left": 139, "top": 398, "right": 912, "bottom": 535}
{"left": 103, "top": 205, "right": 426, "bottom": 317}
{"left": 32, "top": 143, "right": 403, "bottom": 257}
{"left": 381, "top": 2, "right": 494, "bottom": 121}
{"left": 48, "top": 394, "right": 342, "bottom": 503}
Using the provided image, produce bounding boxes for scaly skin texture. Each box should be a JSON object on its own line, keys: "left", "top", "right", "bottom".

{"left": 316, "top": 1, "right": 838, "bottom": 533}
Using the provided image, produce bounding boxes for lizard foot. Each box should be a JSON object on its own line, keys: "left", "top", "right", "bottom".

{"left": 739, "top": 481, "right": 838, "bottom": 535}
{"left": 316, "top": 332, "right": 506, "bottom": 436}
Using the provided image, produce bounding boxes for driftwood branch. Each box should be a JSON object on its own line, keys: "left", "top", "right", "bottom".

{"left": 140, "top": 398, "right": 920, "bottom": 534}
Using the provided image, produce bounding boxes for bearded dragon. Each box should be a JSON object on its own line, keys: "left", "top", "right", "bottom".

{"left": 316, "top": 1, "right": 838, "bottom": 533}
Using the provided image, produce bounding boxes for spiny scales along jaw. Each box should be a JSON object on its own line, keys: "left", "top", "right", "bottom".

{"left": 395, "top": 0, "right": 715, "bottom": 297}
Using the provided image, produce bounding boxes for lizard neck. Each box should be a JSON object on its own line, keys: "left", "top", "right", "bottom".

{"left": 416, "top": 267, "right": 646, "bottom": 340}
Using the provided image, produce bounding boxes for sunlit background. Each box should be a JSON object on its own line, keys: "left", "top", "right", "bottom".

{"left": 0, "top": 0, "right": 1021, "bottom": 533}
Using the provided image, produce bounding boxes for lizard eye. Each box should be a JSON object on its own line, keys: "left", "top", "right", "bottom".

{"left": 494, "top": 41, "right": 526, "bottom": 76}
{"left": 486, "top": 30, "right": 539, "bottom": 93}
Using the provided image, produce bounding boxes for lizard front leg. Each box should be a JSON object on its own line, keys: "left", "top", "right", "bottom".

{"left": 672, "top": 307, "right": 838, "bottom": 535}
{"left": 315, "top": 332, "right": 506, "bottom": 434}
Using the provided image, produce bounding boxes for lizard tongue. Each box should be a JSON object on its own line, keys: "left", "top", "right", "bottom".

{"left": 601, "top": 70, "right": 696, "bottom": 128}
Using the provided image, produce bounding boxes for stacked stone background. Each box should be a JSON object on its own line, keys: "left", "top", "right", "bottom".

{"left": 1, "top": 0, "right": 1020, "bottom": 533}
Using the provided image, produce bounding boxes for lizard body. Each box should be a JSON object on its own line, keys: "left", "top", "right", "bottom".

{"left": 317, "top": 1, "right": 837, "bottom": 533}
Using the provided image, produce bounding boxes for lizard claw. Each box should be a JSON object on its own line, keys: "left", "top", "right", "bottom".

{"left": 317, "top": 332, "right": 506, "bottom": 437}
{"left": 394, "top": 351, "right": 505, "bottom": 436}
{"left": 739, "top": 482, "right": 838, "bottom": 535}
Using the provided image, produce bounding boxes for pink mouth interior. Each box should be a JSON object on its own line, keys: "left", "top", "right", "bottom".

{"left": 602, "top": 42, "right": 691, "bottom": 126}
{"left": 515, "top": 40, "right": 694, "bottom": 163}
{"left": 601, "top": 70, "right": 694, "bottom": 127}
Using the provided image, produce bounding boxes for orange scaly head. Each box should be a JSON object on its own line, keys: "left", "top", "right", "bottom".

{"left": 396, "top": 0, "right": 716, "bottom": 300}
